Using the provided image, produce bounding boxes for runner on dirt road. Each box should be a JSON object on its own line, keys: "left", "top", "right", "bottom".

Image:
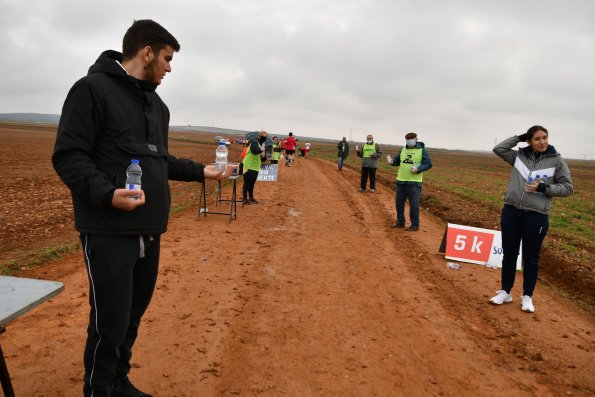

{"left": 284, "top": 132, "right": 297, "bottom": 167}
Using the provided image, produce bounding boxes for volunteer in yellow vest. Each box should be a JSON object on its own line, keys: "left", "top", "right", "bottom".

{"left": 242, "top": 131, "right": 267, "bottom": 205}
{"left": 388, "top": 132, "right": 432, "bottom": 231}
{"left": 271, "top": 136, "right": 282, "bottom": 164}
{"left": 356, "top": 133, "right": 382, "bottom": 192}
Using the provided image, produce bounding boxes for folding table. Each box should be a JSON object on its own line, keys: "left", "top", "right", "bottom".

{"left": 196, "top": 174, "right": 243, "bottom": 224}
{"left": 0, "top": 276, "right": 64, "bottom": 397}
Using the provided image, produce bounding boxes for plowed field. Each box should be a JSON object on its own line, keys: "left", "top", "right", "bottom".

{"left": 1, "top": 124, "right": 593, "bottom": 396}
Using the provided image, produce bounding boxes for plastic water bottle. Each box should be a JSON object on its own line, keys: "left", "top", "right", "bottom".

{"left": 526, "top": 176, "right": 534, "bottom": 192}
{"left": 215, "top": 141, "right": 228, "bottom": 171}
{"left": 125, "top": 159, "right": 142, "bottom": 200}
{"left": 447, "top": 262, "right": 461, "bottom": 270}
{"left": 386, "top": 154, "right": 392, "bottom": 163}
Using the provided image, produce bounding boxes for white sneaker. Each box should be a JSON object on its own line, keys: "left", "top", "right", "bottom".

{"left": 489, "top": 290, "right": 512, "bottom": 305}
{"left": 521, "top": 295, "right": 535, "bottom": 313}
{"left": 370, "top": 189, "right": 375, "bottom": 192}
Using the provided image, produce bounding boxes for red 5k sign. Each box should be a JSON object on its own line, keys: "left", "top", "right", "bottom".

{"left": 445, "top": 225, "right": 494, "bottom": 264}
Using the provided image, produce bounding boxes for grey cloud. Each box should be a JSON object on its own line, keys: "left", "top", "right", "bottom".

{"left": 1, "top": 0, "right": 594, "bottom": 158}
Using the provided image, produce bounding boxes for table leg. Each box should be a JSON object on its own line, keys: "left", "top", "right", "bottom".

{"left": 0, "top": 344, "right": 15, "bottom": 397}
{"left": 197, "top": 180, "right": 207, "bottom": 220}
{"left": 232, "top": 179, "right": 237, "bottom": 220}
{"left": 229, "top": 179, "right": 236, "bottom": 223}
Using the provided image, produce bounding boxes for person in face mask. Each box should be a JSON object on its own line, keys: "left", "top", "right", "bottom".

{"left": 242, "top": 131, "right": 268, "bottom": 204}
{"left": 387, "top": 132, "right": 432, "bottom": 231}
{"left": 356, "top": 134, "right": 382, "bottom": 192}
{"left": 271, "top": 136, "right": 282, "bottom": 164}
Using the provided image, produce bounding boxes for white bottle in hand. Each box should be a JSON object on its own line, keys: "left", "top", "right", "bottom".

{"left": 125, "top": 159, "right": 142, "bottom": 200}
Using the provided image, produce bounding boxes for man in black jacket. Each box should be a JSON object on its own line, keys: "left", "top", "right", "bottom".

{"left": 53, "top": 20, "right": 229, "bottom": 397}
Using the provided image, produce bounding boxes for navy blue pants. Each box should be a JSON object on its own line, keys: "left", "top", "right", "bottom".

{"left": 81, "top": 234, "right": 160, "bottom": 397}
{"left": 500, "top": 205, "right": 549, "bottom": 296}
{"left": 360, "top": 167, "right": 377, "bottom": 190}
{"left": 396, "top": 183, "right": 422, "bottom": 227}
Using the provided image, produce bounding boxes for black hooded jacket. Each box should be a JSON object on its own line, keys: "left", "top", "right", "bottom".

{"left": 53, "top": 50, "right": 205, "bottom": 235}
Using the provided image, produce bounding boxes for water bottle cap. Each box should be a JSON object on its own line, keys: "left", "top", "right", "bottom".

{"left": 131, "top": 159, "right": 139, "bottom": 164}
{"left": 218, "top": 141, "right": 226, "bottom": 145}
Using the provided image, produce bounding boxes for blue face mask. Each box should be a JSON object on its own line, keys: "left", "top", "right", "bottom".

{"left": 406, "top": 139, "right": 416, "bottom": 147}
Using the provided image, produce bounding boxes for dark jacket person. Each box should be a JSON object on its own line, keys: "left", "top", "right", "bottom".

{"left": 52, "top": 20, "right": 228, "bottom": 397}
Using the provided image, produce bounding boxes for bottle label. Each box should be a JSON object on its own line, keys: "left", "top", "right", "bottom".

{"left": 127, "top": 183, "right": 141, "bottom": 191}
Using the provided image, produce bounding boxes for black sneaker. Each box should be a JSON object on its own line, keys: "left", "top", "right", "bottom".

{"left": 391, "top": 223, "right": 405, "bottom": 228}
{"left": 249, "top": 198, "right": 259, "bottom": 204}
{"left": 111, "top": 376, "right": 152, "bottom": 397}
{"left": 406, "top": 225, "right": 419, "bottom": 231}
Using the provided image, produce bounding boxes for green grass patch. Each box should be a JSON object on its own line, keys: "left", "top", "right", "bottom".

{"left": 0, "top": 244, "right": 78, "bottom": 276}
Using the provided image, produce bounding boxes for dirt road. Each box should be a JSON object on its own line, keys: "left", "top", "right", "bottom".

{"left": 2, "top": 157, "right": 593, "bottom": 396}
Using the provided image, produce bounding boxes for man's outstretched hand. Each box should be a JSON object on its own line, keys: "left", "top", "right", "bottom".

{"left": 204, "top": 164, "right": 234, "bottom": 180}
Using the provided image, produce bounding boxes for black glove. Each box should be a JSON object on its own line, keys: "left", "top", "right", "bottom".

{"left": 536, "top": 183, "right": 547, "bottom": 193}
{"left": 517, "top": 133, "right": 529, "bottom": 142}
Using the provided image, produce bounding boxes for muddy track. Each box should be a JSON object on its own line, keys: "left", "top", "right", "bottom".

{"left": 1, "top": 157, "right": 593, "bottom": 396}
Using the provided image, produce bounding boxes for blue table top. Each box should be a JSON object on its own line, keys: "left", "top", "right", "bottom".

{"left": 0, "top": 276, "right": 64, "bottom": 327}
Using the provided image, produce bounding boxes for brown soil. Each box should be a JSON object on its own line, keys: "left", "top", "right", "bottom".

{"left": 2, "top": 148, "right": 594, "bottom": 396}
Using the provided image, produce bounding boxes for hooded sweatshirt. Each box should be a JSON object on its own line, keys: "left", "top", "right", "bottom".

{"left": 53, "top": 50, "right": 205, "bottom": 235}
{"left": 493, "top": 135, "right": 573, "bottom": 215}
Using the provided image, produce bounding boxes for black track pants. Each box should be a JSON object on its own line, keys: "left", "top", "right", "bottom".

{"left": 360, "top": 167, "right": 377, "bottom": 190}
{"left": 242, "top": 170, "right": 259, "bottom": 200}
{"left": 81, "top": 234, "right": 160, "bottom": 397}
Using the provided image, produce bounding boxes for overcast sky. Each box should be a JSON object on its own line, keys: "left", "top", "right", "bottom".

{"left": 1, "top": 0, "right": 594, "bottom": 159}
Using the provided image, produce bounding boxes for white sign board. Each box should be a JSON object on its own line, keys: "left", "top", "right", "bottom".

{"left": 257, "top": 164, "right": 278, "bottom": 182}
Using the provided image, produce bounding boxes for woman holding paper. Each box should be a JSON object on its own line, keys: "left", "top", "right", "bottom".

{"left": 489, "top": 126, "right": 573, "bottom": 313}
